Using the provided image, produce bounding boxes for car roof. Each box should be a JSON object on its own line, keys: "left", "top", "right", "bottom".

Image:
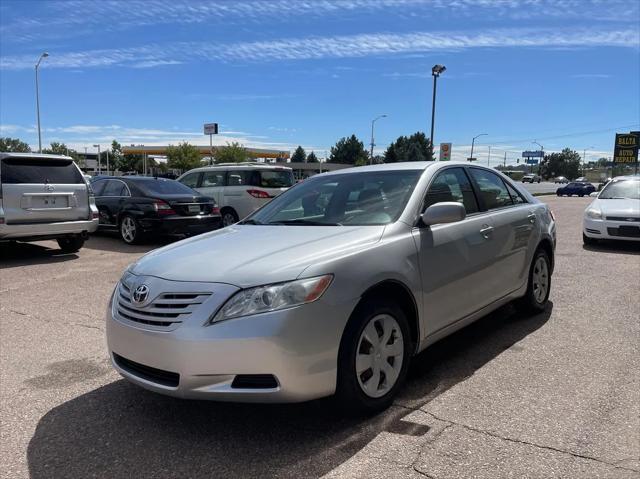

{"left": 0, "top": 152, "right": 73, "bottom": 161}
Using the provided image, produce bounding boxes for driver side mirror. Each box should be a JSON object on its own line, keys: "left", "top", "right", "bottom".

{"left": 421, "top": 202, "right": 466, "bottom": 226}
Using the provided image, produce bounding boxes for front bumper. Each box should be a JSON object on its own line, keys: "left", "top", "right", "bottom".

{"left": 139, "top": 215, "right": 221, "bottom": 236}
{"left": 583, "top": 217, "right": 640, "bottom": 242}
{"left": 0, "top": 217, "right": 99, "bottom": 240}
{"left": 106, "top": 277, "right": 357, "bottom": 402}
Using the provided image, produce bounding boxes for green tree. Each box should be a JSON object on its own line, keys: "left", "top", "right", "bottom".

{"left": 0, "top": 137, "right": 31, "bottom": 152}
{"left": 214, "top": 142, "right": 249, "bottom": 163}
{"left": 42, "top": 142, "right": 83, "bottom": 164}
{"left": 291, "top": 145, "right": 307, "bottom": 163}
{"left": 166, "top": 141, "right": 202, "bottom": 171}
{"left": 306, "top": 151, "right": 319, "bottom": 163}
{"left": 329, "top": 135, "right": 368, "bottom": 165}
{"left": 384, "top": 132, "right": 433, "bottom": 163}
{"left": 539, "top": 148, "right": 581, "bottom": 180}
{"left": 110, "top": 140, "right": 124, "bottom": 170}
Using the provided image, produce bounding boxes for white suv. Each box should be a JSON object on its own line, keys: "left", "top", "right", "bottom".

{"left": 0, "top": 153, "right": 99, "bottom": 252}
{"left": 177, "top": 164, "right": 294, "bottom": 226}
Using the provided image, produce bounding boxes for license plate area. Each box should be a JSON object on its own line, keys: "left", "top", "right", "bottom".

{"left": 188, "top": 205, "right": 201, "bottom": 214}
{"left": 26, "top": 195, "right": 70, "bottom": 209}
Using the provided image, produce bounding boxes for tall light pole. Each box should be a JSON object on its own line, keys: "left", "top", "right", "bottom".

{"left": 429, "top": 64, "right": 446, "bottom": 158}
{"left": 93, "top": 144, "right": 101, "bottom": 174}
{"left": 35, "top": 52, "right": 49, "bottom": 153}
{"left": 369, "top": 114, "right": 387, "bottom": 165}
{"left": 582, "top": 146, "right": 594, "bottom": 176}
{"left": 487, "top": 145, "right": 491, "bottom": 166}
{"left": 533, "top": 140, "right": 544, "bottom": 174}
{"left": 470, "top": 133, "right": 487, "bottom": 161}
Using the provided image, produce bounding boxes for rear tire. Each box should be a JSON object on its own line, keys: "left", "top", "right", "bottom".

{"left": 120, "top": 215, "right": 143, "bottom": 244}
{"left": 221, "top": 208, "right": 239, "bottom": 227}
{"left": 57, "top": 236, "right": 85, "bottom": 253}
{"left": 516, "top": 249, "right": 551, "bottom": 315}
{"left": 335, "top": 297, "right": 411, "bottom": 415}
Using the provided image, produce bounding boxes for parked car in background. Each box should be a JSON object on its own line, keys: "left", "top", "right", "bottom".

{"left": 177, "top": 163, "right": 294, "bottom": 226}
{"left": 92, "top": 176, "right": 221, "bottom": 244}
{"left": 554, "top": 176, "right": 569, "bottom": 184}
{"left": 583, "top": 176, "right": 640, "bottom": 245}
{"left": 575, "top": 177, "right": 589, "bottom": 182}
{"left": 556, "top": 182, "right": 596, "bottom": 197}
{"left": 0, "top": 153, "right": 99, "bottom": 252}
{"left": 107, "top": 162, "right": 555, "bottom": 414}
{"left": 522, "top": 173, "right": 541, "bottom": 183}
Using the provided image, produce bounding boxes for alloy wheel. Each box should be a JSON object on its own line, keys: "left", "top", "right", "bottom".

{"left": 356, "top": 314, "right": 404, "bottom": 398}
{"left": 121, "top": 216, "right": 136, "bottom": 243}
{"left": 532, "top": 256, "right": 549, "bottom": 304}
{"left": 222, "top": 213, "right": 236, "bottom": 227}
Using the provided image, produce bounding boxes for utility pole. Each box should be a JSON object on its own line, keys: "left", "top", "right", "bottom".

{"left": 503, "top": 151, "right": 507, "bottom": 168}
{"left": 35, "top": 52, "right": 49, "bottom": 153}
{"left": 487, "top": 145, "right": 491, "bottom": 166}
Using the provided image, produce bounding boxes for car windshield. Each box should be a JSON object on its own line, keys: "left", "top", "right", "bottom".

{"left": 244, "top": 170, "right": 421, "bottom": 226}
{"left": 136, "top": 178, "right": 198, "bottom": 195}
{"left": 598, "top": 179, "right": 640, "bottom": 200}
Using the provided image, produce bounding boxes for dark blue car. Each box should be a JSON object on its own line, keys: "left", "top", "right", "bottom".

{"left": 556, "top": 181, "right": 596, "bottom": 197}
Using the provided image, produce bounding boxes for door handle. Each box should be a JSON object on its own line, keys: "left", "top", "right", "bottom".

{"left": 527, "top": 213, "right": 536, "bottom": 224}
{"left": 480, "top": 225, "right": 494, "bottom": 239}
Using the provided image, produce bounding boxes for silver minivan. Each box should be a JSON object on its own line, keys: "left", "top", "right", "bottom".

{"left": 177, "top": 164, "right": 294, "bottom": 226}
{"left": 0, "top": 153, "right": 99, "bottom": 252}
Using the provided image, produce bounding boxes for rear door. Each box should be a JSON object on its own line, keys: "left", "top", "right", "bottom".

{"left": 468, "top": 168, "right": 536, "bottom": 298}
{"left": 198, "top": 169, "right": 225, "bottom": 206}
{"left": 96, "top": 179, "right": 130, "bottom": 225}
{"left": 0, "top": 157, "right": 89, "bottom": 225}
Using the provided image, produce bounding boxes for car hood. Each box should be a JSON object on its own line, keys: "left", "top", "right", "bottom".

{"left": 129, "top": 225, "right": 386, "bottom": 287}
{"left": 591, "top": 198, "right": 640, "bottom": 217}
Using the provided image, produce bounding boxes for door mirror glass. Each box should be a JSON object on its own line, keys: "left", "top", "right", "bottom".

{"left": 421, "top": 202, "right": 466, "bottom": 226}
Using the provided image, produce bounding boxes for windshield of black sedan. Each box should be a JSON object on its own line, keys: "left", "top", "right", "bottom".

{"left": 599, "top": 179, "right": 640, "bottom": 200}
{"left": 246, "top": 170, "right": 421, "bottom": 226}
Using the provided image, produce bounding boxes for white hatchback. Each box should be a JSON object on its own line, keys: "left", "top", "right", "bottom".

{"left": 177, "top": 164, "right": 294, "bottom": 227}
{"left": 583, "top": 176, "right": 640, "bottom": 244}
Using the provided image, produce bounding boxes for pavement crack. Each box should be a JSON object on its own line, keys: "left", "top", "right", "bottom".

{"left": 8, "top": 309, "right": 28, "bottom": 316}
{"left": 73, "top": 323, "right": 104, "bottom": 332}
{"left": 412, "top": 465, "right": 436, "bottom": 479}
{"left": 421, "top": 411, "right": 639, "bottom": 473}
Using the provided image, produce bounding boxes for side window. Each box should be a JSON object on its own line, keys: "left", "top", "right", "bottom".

{"left": 102, "top": 180, "right": 125, "bottom": 197}
{"left": 227, "top": 171, "right": 246, "bottom": 186}
{"left": 505, "top": 181, "right": 526, "bottom": 205}
{"left": 424, "top": 167, "right": 479, "bottom": 214}
{"left": 469, "top": 169, "right": 514, "bottom": 210}
{"left": 180, "top": 172, "right": 200, "bottom": 188}
{"left": 202, "top": 171, "right": 224, "bottom": 187}
{"left": 92, "top": 179, "right": 107, "bottom": 196}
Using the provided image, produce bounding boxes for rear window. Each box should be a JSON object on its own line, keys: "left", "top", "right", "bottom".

{"left": 136, "top": 179, "right": 198, "bottom": 195}
{"left": 226, "top": 169, "right": 294, "bottom": 188}
{"left": 1, "top": 158, "right": 84, "bottom": 184}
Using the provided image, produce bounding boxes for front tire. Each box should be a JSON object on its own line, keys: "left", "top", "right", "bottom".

{"left": 335, "top": 298, "right": 411, "bottom": 415}
{"left": 57, "top": 236, "right": 85, "bottom": 253}
{"left": 516, "top": 249, "right": 551, "bottom": 315}
{"left": 221, "top": 208, "right": 239, "bottom": 227}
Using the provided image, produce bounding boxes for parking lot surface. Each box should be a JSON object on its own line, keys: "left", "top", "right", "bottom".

{"left": 1, "top": 197, "right": 638, "bottom": 479}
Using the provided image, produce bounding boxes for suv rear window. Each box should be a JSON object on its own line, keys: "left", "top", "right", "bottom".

{"left": 1, "top": 158, "right": 84, "bottom": 184}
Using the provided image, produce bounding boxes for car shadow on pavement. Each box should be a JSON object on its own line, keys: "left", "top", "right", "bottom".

{"left": 582, "top": 241, "right": 640, "bottom": 255}
{"left": 0, "top": 241, "right": 79, "bottom": 268}
{"left": 26, "top": 303, "right": 552, "bottom": 479}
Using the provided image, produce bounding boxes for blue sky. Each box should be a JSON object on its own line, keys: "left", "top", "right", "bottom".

{"left": 0, "top": 0, "right": 638, "bottom": 165}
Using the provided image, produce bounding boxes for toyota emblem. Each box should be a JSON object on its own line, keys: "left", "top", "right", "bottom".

{"left": 132, "top": 284, "right": 149, "bottom": 304}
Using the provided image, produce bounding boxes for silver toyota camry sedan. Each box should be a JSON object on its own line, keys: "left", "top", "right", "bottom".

{"left": 107, "top": 162, "right": 556, "bottom": 413}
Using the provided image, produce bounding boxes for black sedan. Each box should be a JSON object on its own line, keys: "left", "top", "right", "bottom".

{"left": 91, "top": 176, "right": 221, "bottom": 243}
{"left": 556, "top": 181, "right": 596, "bottom": 197}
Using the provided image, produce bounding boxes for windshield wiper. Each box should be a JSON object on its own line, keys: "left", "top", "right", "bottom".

{"left": 267, "top": 219, "right": 342, "bottom": 226}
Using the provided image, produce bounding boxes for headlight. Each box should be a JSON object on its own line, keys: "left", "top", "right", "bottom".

{"left": 585, "top": 208, "right": 602, "bottom": 219}
{"left": 210, "top": 274, "right": 333, "bottom": 324}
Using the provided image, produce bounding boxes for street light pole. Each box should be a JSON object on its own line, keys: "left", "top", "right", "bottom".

{"left": 487, "top": 145, "right": 491, "bottom": 166}
{"left": 533, "top": 140, "right": 544, "bottom": 175}
{"left": 35, "top": 52, "right": 49, "bottom": 153}
{"left": 470, "top": 133, "right": 487, "bottom": 161}
{"left": 369, "top": 114, "right": 387, "bottom": 165}
{"left": 93, "top": 144, "right": 101, "bottom": 174}
{"left": 429, "top": 64, "right": 446, "bottom": 158}
{"left": 582, "top": 146, "right": 594, "bottom": 176}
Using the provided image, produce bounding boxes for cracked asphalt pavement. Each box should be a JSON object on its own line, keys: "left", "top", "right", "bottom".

{"left": 1, "top": 196, "right": 638, "bottom": 478}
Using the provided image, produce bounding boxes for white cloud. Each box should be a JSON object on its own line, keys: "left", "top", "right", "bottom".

{"left": 1, "top": 28, "right": 636, "bottom": 71}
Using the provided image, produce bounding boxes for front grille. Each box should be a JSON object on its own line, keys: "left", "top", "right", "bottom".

{"left": 113, "top": 353, "right": 179, "bottom": 387}
{"left": 606, "top": 216, "right": 640, "bottom": 222}
{"left": 608, "top": 226, "right": 640, "bottom": 238}
{"left": 116, "top": 281, "right": 211, "bottom": 329}
{"left": 231, "top": 374, "right": 279, "bottom": 389}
